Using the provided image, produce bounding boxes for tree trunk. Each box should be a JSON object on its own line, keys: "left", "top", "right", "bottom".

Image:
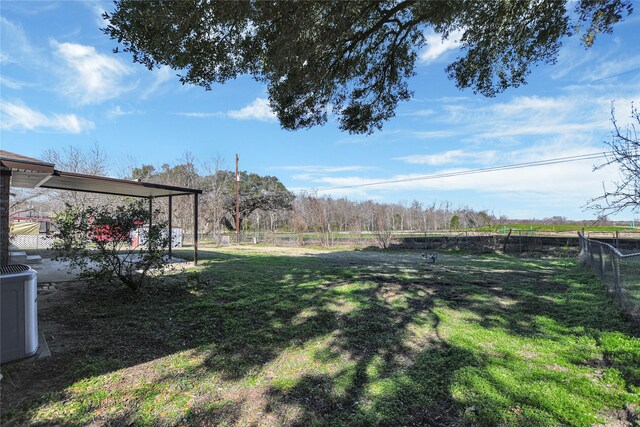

{"left": 502, "top": 229, "right": 512, "bottom": 253}
{"left": 221, "top": 216, "right": 235, "bottom": 231}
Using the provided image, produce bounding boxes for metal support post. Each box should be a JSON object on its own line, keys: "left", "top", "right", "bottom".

{"left": 168, "top": 195, "right": 173, "bottom": 259}
{"left": 148, "top": 197, "right": 153, "bottom": 250}
{"left": 194, "top": 193, "right": 199, "bottom": 265}
{"left": 235, "top": 153, "right": 240, "bottom": 244}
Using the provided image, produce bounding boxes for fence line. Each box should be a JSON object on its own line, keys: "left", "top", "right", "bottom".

{"left": 179, "top": 230, "right": 588, "bottom": 254}
{"left": 10, "top": 234, "right": 54, "bottom": 249}
{"left": 579, "top": 233, "right": 640, "bottom": 324}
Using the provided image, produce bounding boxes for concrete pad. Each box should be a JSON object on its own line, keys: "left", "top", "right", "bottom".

{"left": 9, "top": 251, "right": 27, "bottom": 263}
{"left": 30, "top": 257, "right": 191, "bottom": 283}
{"left": 26, "top": 255, "right": 42, "bottom": 264}
{"left": 117, "top": 254, "right": 186, "bottom": 264}
{"left": 30, "top": 259, "right": 84, "bottom": 283}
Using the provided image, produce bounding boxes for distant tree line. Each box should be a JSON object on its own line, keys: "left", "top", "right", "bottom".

{"left": 126, "top": 155, "right": 504, "bottom": 235}
{"left": 12, "top": 146, "right": 633, "bottom": 237}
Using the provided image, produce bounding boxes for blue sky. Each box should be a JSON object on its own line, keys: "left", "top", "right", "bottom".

{"left": 1, "top": 1, "right": 639, "bottom": 220}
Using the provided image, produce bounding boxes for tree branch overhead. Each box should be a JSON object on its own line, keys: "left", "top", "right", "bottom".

{"left": 103, "top": 0, "right": 632, "bottom": 133}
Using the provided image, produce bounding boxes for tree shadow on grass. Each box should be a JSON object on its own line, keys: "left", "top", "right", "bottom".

{"left": 1, "top": 249, "right": 638, "bottom": 425}
{"left": 260, "top": 254, "right": 640, "bottom": 425}
{"left": 265, "top": 341, "right": 474, "bottom": 426}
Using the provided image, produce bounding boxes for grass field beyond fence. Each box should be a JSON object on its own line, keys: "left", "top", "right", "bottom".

{"left": 1, "top": 246, "right": 639, "bottom": 426}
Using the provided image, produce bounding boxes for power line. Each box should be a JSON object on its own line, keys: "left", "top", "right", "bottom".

{"left": 589, "top": 67, "right": 640, "bottom": 83}
{"left": 314, "top": 152, "right": 608, "bottom": 192}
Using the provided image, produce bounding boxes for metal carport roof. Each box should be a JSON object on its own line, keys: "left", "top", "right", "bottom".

{"left": 0, "top": 150, "right": 202, "bottom": 265}
{"left": 0, "top": 150, "right": 202, "bottom": 198}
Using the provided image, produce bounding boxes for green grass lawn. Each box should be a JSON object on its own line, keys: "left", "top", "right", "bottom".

{"left": 1, "top": 246, "right": 639, "bottom": 426}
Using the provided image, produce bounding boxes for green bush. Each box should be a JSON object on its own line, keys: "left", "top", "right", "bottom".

{"left": 53, "top": 200, "right": 170, "bottom": 291}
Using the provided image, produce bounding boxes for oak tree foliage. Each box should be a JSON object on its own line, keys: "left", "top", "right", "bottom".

{"left": 130, "top": 162, "right": 294, "bottom": 232}
{"left": 103, "top": 0, "right": 631, "bottom": 133}
{"left": 216, "top": 171, "right": 295, "bottom": 231}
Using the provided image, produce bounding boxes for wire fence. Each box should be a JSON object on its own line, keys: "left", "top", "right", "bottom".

{"left": 180, "top": 230, "right": 591, "bottom": 254}
{"left": 579, "top": 233, "right": 640, "bottom": 324}
{"left": 10, "top": 234, "right": 54, "bottom": 249}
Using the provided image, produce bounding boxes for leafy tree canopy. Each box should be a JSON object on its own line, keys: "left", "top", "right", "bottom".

{"left": 104, "top": 0, "right": 631, "bottom": 133}
{"left": 217, "top": 171, "right": 295, "bottom": 231}
{"left": 131, "top": 163, "right": 294, "bottom": 231}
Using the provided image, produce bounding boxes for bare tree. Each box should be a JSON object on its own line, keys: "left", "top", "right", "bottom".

{"left": 590, "top": 103, "right": 640, "bottom": 214}
{"left": 308, "top": 194, "right": 333, "bottom": 247}
{"left": 201, "top": 155, "right": 228, "bottom": 237}
{"left": 41, "top": 143, "right": 111, "bottom": 208}
{"left": 9, "top": 188, "right": 49, "bottom": 217}
{"left": 290, "top": 209, "right": 308, "bottom": 246}
{"left": 42, "top": 143, "right": 108, "bottom": 176}
{"left": 371, "top": 204, "right": 393, "bottom": 249}
{"left": 7, "top": 143, "right": 112, "bottom": 222}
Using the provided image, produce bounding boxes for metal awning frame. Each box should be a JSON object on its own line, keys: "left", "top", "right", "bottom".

{"left": 16, "top": 169, "right": 202, "bottom": 199}
{"left": 1, "top": 151, "right": 202, "bottom": 266}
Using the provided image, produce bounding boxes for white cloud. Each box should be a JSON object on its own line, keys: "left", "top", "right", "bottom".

{"left": 396, "top": 150, "right": 498, "bottom": 166}
{"left": 406, "top": 130, "right": 456, "bottom": 139}
{"left": 434, "top": 94, "right": 624, "bottom": 143}
{"left": 142, "top": 66, "right": 174, "bottom": 99}
{"left": 1, "top": 2, "right": 59, "bottom": 15}
{"left": 85, "top": 1, "right": 109, "bottom": 27}
{"left": 400, "top": 108, "right": 435, "bottom": 117}
{"left": 108, "top": 106, "right": 143, "bottom": 118}
{"left": 182, "top": 98, "right": 277, "bottom": 122}
{"left": 0, "top": 76, "right": 27, "bottom": 90}
{"left": 0, "top": 17, "right": 37, "bottom": 65}
{"left": 480, "top": 94, "right": 635, "bottom": 139}
{"left": 228, "top": 98, "right": 276, "bottom": 121}
{"left": 0, "top": 101, "right": 94, "bottom": 133}
{"left": 314, "top": 158, "right": 616, "bottom": 205}
{"left": 552, "top": 34, "right": 640, "bottom": 84}
{"left": 52, "top": 40, "right": 133, "bottom": 105}
{"left": 419, "top": 30, "right": 463, "bottom": 63}
{"left": 581, "top": 55, "right": 640, "bottom": 83}
{"left": 174, "top": 111, "right": 226, "bottom": 118}
{"left": 291, "top": 174, "right": 316, "bottom": 181}
{"left": 280, "top": 165, "right": 373, "bottom": 173}
{"left": 306, "top": 141, "right": 620, "bottom": 215}
{"left": 490, "top": 95, "right": 572, "bottom": 115}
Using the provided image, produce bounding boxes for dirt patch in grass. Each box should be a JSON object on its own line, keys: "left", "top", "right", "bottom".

{"left": 596, "top": 404, "right": 639, "bottom": 427}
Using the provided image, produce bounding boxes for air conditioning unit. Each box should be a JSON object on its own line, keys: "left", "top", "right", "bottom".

{"left": 1, "top": 264, "right": 38, "bottom": 363}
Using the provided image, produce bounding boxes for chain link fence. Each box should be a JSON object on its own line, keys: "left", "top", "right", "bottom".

{"left": 579, "top": 233, "right": 640, "bottom": 324}
{"left": 10, "top": 234, "right": 54, "bottom": 249}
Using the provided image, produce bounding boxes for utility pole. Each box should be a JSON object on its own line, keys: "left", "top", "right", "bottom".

{"left": 235, "top": 153, "right": 240, "bottom": 244}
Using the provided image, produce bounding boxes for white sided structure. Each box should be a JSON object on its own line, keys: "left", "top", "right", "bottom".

{"left": 131, "top": 226, "right": 183, "bottom": 248}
